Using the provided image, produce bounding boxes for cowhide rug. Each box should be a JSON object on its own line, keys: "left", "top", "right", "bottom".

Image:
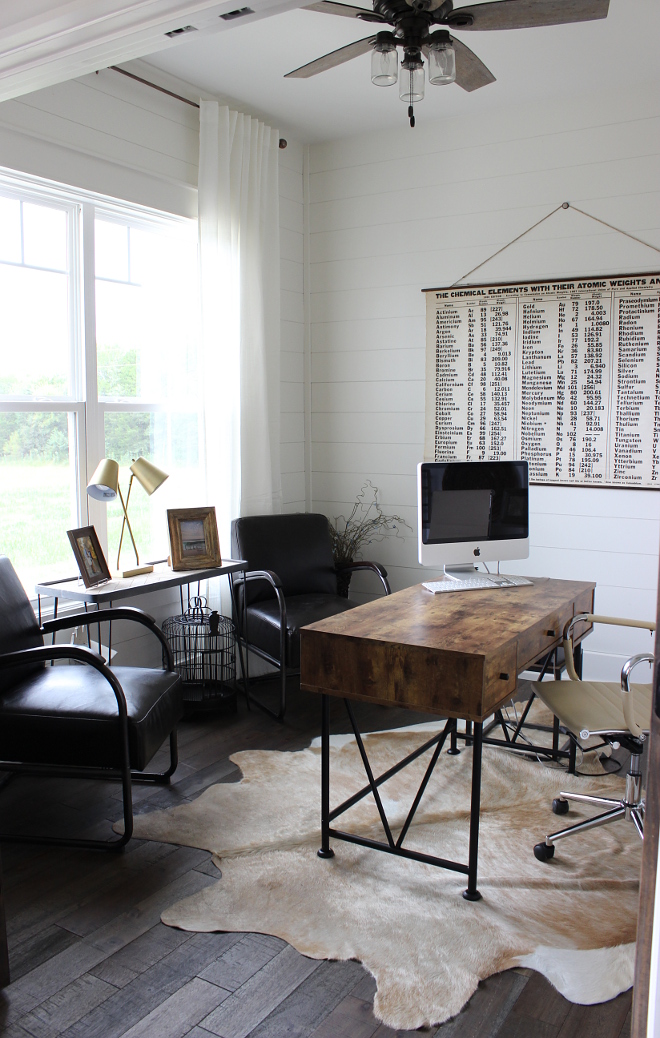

{"left": 125, "top": 721, "right": 639, "bottom": 1030}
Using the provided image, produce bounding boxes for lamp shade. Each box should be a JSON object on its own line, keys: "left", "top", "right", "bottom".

{"left": 87, "top": 458, "right": 119, "bottom": 501}
{"left": 130, "top": 457, "right": 169, "bottom": 496}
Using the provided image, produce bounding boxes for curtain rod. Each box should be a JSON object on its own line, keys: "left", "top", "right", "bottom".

{"left": 107, "top": 64, "right": 288, "bottom": 147}
{"left": 108, "top": 65, "right": 200, "bottom": 108}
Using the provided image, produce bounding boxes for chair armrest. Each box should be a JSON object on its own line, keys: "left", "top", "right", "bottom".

{"left": 336, "top": 560, "right": 391, "bottom": 596}
{"left": 621, "top": 653, "right": 655, "bottom": 738}
{"left": 562, "top": 613, "right": 656, "bottom": 681}
{"left": 235, "top": 569, "right": 284, "bottom": 590}
{"left": 231, "top": 571, "right": 287, "bottom": 653}
{"left": 41, "top": 606, "right": 174, "bottom": 670}
{"left": 0, "top": 644, "right": 129, "bottom": 720}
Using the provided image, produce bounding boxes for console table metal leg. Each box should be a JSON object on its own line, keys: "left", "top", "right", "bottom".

{"left": 463, "top": 721, "right": 483, "bottom": 902}
{"left": 318, "top": 694, "right": 334, "bottom": 859}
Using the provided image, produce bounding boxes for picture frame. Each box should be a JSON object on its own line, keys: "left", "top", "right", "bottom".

{"left": 167, "top": 507, "right": 222, "bottom": 571}
{"left": 67, "top": 525, "right": 112, "bottom": 588}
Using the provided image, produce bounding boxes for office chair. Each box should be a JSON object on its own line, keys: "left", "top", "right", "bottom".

{"left": 230, "top": 513, "right": 391, "bottom": 720}
{"left": 532, "top": 612, "right": 655, "bottom": 862}
{"left": 0, "top": 556, "right": 183, "bottom": 850}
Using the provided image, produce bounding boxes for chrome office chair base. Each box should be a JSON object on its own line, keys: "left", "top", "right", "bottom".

{"left": 534, "top": 749, "right": 644, "bottom": 862}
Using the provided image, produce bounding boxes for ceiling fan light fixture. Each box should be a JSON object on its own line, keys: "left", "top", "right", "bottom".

{"left": 428, "top": 31, "right": 456, "bottom": 85}
{"left": 371, "top": 32, "right": 398, "bottom": 87}
{"left": 399, "top": 52, "right": 424, "bottom": 103}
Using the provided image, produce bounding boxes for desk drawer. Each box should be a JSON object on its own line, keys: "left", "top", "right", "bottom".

{"left": 517, "top": 607, "right": 567, "bottom": 671}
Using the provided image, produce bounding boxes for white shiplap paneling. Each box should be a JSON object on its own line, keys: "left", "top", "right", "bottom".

{"left": 308, "top": 86, "right": 660, "bottom": 680}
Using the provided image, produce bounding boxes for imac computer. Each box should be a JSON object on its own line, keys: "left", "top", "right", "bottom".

{"left": 417, "top": 460, "right": 529, "bottom": 583}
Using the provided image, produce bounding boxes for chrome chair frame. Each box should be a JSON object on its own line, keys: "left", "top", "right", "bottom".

{"left": 534, "top": 612, "right": 655, "bottom": 861}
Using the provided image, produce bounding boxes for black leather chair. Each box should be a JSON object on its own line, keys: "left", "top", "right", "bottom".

{"left": 230, "top": 513, "right": 391, "bottom": 720}
{"left": 0, "top": 556, "right": 183, "bottom": 850}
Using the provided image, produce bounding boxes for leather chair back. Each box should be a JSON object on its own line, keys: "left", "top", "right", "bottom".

{"left": 0, "top": 556, "right": 44, "bottom": 690}
{"left": 231, "top": 514, "right": 337, "bottom": 604}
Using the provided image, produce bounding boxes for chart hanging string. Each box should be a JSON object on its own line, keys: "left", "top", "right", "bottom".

{"left": 450, "top": 202, "right": 660, "bottom": 289}
{"left": 568, "top": 204, "right": 660, "bottom": 257}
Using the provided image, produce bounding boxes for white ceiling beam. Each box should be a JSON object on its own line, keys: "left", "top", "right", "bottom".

{"left": 0, "top": 0, "right": 303, "bottom": 102}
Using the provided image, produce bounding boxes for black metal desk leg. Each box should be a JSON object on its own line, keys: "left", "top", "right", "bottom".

{"left": 463, "top": 721, "right": 483, "bottom": 902}
{"left": 318, "top": 694, "right": 334, "bottom": 859}
{"left": 447, "top": 717, "right": 460, "bottom": 755}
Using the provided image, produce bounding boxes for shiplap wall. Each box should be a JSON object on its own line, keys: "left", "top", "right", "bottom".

{"left": 0, "top": 65, "right": 305, "bottom": 664}
{"left": 279, "top": 138, "right": 306, "bottom": 512}
{"left": 308, "top": 87, "right": 660, "bottom": 680}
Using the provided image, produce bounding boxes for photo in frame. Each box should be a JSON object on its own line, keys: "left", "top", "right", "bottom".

{"left": 167, "top": 507, "right": 221, "bottom": 571}
{"left": 67, "top": 526, "right": 112, "bottom": 588}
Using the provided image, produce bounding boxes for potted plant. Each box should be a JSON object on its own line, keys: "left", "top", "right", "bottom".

{"left": 329, "top": 481, "right": 410, "bottom": 597}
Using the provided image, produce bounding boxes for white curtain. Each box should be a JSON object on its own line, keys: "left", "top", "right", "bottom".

{"left": 198, "top": 101, "right": 282, "bottom": 564}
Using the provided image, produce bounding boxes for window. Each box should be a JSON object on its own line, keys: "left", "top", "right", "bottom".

{"left": 0, "top": 172, "right": 202, "bottom": 592}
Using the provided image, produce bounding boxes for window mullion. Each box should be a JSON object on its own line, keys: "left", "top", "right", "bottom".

{"left": 81, "top": 203, "right": 106, "bottom": 546}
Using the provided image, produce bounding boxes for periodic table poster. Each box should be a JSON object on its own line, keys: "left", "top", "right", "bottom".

{"left": 424, "top": 273, "right": 660, "bottom": 487}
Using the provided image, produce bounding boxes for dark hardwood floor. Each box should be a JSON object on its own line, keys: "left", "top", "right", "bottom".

{"left": 0, "top": 680, "right": 632, "bottom": 1038}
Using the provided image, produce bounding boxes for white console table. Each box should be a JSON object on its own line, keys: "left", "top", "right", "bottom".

{"left": 35, "top": 559, "right": 247, "bottom": 658}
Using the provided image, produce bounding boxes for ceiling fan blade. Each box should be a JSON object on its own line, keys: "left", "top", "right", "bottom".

{"left": 451, "top": 36, "right": 496, "bottom": 90}
{"left": 303, "top": 1, "right": 385, "bottom": 23}
{"left": 446, "top": 0, "right": 609, "bottom": 31}
{"left": 285, "top": 35, "right": 377, "bottom": 78}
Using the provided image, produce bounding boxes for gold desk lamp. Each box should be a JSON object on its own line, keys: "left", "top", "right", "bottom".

{"left": 87, "top": 457, "right": 169, "bottom": 577}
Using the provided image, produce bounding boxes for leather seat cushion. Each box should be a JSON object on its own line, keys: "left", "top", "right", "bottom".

{"left": 246, "top": 594, "right": 358, "bottom": 667}
{"left": 533, "top": 679, "right": 652, "bottom": 746}
{"left": 0, "top": 665, "right": 183, "bottom": 771}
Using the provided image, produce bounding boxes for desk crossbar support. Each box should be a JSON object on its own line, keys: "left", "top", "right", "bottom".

{"left": 328, "top": 827, "right": 470, "bottom": 875}
{"left": 328, "top": 724, "right": 453, "bottom": 823}
{"left": 317, "top": 696, "right": 483, "bottom": 899}
{"left": 345, "top": 699, "right": 396, "bottom": 849}
{"left": 396, "top": 721, "right": 452, "bottom": 848}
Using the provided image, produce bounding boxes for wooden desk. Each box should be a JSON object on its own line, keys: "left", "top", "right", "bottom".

{"left": 300, "top": 577, "right": 595, "bottom": 900}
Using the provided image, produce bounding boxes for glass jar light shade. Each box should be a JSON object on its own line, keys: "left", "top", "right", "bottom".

{"left": 399, "top": 63, "right": 425, "bottom": 103}
{"left": 371, "top": 43, "right": 398, "bottom": 86}
{"left": 428, "top": 39, "right": 456, "bottom": 85}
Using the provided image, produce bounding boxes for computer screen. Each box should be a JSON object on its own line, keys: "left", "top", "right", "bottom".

{"left": 417, "top": 460, "right": 529, "bottom": 571}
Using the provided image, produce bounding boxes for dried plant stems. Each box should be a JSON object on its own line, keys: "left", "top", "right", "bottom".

{"left": 329, "top": 481, "right": 410, "bottom": 567}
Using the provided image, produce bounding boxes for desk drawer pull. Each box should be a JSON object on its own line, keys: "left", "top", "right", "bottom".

{"left": 546, "top": 630, "right": 556, "bottom": 637}
{"left": 499, "top": 672, "right": 510, "bottom": 681}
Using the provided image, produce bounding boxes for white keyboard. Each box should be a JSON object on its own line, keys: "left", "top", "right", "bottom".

{"left": 422, "top": 574, "right": 533, "bottom": 594}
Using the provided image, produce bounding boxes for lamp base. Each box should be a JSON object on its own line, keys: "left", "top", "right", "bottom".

{"left": 121, "top": 564, "right": 154, "bottom": 577}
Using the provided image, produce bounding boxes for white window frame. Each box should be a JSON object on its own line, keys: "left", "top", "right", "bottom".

{"left": 0, "top": 167, "right": 200, "bottom": 591}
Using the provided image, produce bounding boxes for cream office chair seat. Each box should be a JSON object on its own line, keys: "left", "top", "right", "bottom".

{"left": 532, "top": 613, "right": 655, "bottom": 863}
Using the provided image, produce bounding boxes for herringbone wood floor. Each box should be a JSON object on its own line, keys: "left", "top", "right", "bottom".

{"left": 0, "top": 681, "right": 632, "bottom": 1038}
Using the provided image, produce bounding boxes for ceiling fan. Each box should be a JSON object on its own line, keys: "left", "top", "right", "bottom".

{"left": 285, "top": 0, "right": 610, "bottom": 126}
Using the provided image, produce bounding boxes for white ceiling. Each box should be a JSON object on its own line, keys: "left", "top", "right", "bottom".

{"left": 141, "top": 0, "right": 660, "bottom": 142}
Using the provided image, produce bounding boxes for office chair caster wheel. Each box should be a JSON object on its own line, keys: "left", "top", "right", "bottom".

{"left": 552, "top": 798, "right": 569, "bottom": 815}
{"left": 534, "top": 842, "right": 555, "bottom": 862}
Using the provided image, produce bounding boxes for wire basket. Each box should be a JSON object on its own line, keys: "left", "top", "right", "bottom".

{"left": 162, "top": 597, "right": 236, "bottom": 706}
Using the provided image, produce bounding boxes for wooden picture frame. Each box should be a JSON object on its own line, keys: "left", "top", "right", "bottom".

{"left": 67, "top": 525, "right": 112, "bottom": 588}
{"left": 167, "top": 507, "right": 221, "bottom": 571}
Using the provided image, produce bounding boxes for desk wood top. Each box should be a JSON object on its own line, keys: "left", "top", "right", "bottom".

{"left": 300, "top": 577, "right": 595, "bottom": 722}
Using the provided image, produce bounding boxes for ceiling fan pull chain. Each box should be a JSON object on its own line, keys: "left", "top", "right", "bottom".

{"left": 408, "top": 104, "right": 415, "bottom": 128}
